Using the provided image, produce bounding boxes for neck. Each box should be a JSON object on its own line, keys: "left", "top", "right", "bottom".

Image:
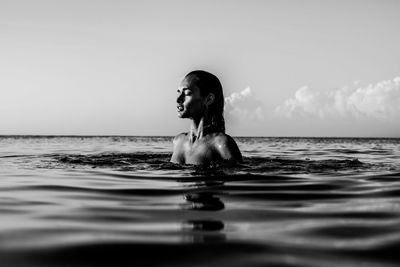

{"left": 189, "top": 116, "right": 212, "bottom": 142}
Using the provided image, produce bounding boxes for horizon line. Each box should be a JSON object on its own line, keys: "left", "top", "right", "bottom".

{"left": 0, "top": 134, "right": 399, "bottom": 139}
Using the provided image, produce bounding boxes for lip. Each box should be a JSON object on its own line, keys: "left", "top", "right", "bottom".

{"left": 177, "top": 105, "right": 184, "bottom": 112}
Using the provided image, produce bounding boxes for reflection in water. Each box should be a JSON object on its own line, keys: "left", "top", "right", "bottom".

{"left": 185, "top": 220, "right": 224, "bottom": 231}
{"left": 182, "top": 220, "right": 226, "bottom": 243}
{"left": 181, "top": 192, "right": 226, "bottom": 243}
{"left": 181, "top": 192, "right": 225, "bottom": 211}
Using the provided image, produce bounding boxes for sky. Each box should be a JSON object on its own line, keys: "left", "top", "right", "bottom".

{"left": 1, "top": 0, "right": 399, "bottom": 137}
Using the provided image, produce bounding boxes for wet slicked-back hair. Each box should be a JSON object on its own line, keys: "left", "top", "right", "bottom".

{"left": 185, "top": 70, "right": 225, "bottom": 133}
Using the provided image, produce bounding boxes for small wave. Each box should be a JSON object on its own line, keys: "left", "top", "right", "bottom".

{"left": 50, "top": 153, "right": 374, "bottom": 176}
{"left": 240, "top": 157, "right": 368, "bottom": 176}
{"left": 1, "top": 241, "right": 268, "bottom": 267}
{"left": 56, "top": 152, "right": 171, "bottom": 167}
{"left": 326, "top": 148, "right": 360, "bottom": 154}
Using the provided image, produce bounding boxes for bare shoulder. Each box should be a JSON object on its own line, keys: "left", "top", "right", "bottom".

{"left": 211, "top": 133, "right": 243, "bottom": 163}
{"left": 171, "top": 132, "right": 188, "bottom": 164}
{"left": 212, "top": 132, "right": 234, "bottom": 145}
{"left": 173, "top": 132, "right": 188, "bottom": 144}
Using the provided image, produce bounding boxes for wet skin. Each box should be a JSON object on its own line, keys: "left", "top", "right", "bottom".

{"left": 171, "top": 75, "right": 243, "bottom": 165}
{"left": 171, "top": 131, "right": 242, "bottom": 165}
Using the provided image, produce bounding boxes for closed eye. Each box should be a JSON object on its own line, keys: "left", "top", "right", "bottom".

{"left": 178, "top": 88, "right": 192, "bottom": 95}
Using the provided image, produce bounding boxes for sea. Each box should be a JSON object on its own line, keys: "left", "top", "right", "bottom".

{"left": 1, "top": 135, "right": 400, "bottom": 267}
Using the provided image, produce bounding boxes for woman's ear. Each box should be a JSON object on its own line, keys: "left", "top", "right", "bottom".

{"left": 206, "top": 93, "right": 215, "bottom": 106}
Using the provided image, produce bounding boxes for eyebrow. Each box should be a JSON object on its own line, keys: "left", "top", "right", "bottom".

{"left": 177, "top": 88, "right": 191, "bottom": 92}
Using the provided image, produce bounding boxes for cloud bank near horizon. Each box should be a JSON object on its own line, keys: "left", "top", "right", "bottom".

{"left": 224, "top": 87, "right": 264, "bottom": 122}
{"left": 275, "top": 77, "right": 400, "bottom": 122}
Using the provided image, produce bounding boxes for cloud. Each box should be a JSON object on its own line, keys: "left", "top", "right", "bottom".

{"left": 275, "top": 77, "right": 400, "bottom": 121}
{"left": 224, "top": 87, "right": 264, "bottom": 121}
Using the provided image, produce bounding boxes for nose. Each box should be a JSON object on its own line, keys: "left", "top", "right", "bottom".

{"left": 177, "top": 92, "right": 184, "bottom": 104}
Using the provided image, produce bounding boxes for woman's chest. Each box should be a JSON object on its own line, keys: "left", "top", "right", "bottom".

{"left": 183, "top": 142, "right": 218, "bottom": 165}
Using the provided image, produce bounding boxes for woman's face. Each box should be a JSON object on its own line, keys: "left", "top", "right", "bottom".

{"left": 176, "top": 75, "right": 206, "bottom": 119}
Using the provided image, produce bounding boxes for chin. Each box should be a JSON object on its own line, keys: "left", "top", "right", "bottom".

{"left": 178, "top": 112, "right": 187, "bottom": 118}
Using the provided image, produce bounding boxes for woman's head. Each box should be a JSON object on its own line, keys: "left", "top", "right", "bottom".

{"left": 177, "top": 70, "right": 225, "bottom": 132}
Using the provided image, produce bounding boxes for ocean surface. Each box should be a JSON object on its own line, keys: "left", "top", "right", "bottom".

{"left": 1, "top": 136, "right": 400, "bottom": 267}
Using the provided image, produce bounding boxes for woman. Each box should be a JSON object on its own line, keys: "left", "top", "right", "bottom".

{"left": 171, "top": 70, "right": 243, "bottom": 165}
